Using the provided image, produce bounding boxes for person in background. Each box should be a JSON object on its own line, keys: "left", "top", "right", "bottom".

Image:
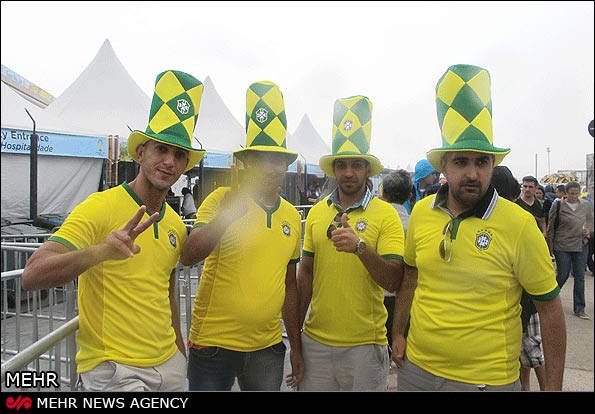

{"left": 581, "top": 183, "right": 594, "bottom": 275}
{"left": 297, "top": 95, "right": 404, "bottom": 391}
{"left": 22, "top": 70, "right": 206, "bottom": 391}
{"left": 181, "top": 187, "right": 197, "bottom": 219}
{"left": 181, "top": 80, "right": 303, "bottom": 391}
{"left": 379, "top": 169, "right": 412, "bottom": 359}
{"left": 393, "top": 64, "right": 565, "bottom": 391}
{"left": 555, "top": 184, "right": 566, "bottom": 200}
{"left": 535, "top": 185, "right": 545, "bottom": 203}
{"left": 306, "top": 182, "right": 320, "bottom": 204}
{"left": 517, "top": 176, "right": 546, "bottom": 237}
{"left": 547, "top": 181, "right": 594, "bottom": 320}
{"left": 543, "top": 184, "right": 556, "bottom": 224}
{"left": 404, "top": 159, "right": 437, "bottom": 213}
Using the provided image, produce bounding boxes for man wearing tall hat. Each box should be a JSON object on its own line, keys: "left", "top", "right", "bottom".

{"left": 391, "top": 64, "right": 566, "bottom": 391}
{"left": 181, "top": 81, "right": 304, "bottom": 391}
{"left": 296, "top": 95, "right": 404, "bottom": 391}
{"left": 22, "top": 70, "right": 206, "bottom": 391}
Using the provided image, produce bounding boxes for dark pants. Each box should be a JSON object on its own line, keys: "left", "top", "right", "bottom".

{"left": 187, "top": 342, "right": 286, "bottom": 391}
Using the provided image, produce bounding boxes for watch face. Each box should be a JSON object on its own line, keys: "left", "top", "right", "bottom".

{"left": 356, "top": 239, "right": 366, "bottom": 255}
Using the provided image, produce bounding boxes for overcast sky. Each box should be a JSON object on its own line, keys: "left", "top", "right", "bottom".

{"left": 2, "top": 1, "right": 593, "bottom": 179}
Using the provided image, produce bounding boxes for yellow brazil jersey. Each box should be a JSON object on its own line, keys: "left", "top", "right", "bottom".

{"left": 188, "top": 187, "right": 301, "bottom": 351}
{"left": 49, "top": 183, "right": 187, "bottom": 373}
{"left": 404, "top": 191, "right": 559, "bottom": 385}
{"left": 302, "top": 196, "right": 404, "bottom": 346}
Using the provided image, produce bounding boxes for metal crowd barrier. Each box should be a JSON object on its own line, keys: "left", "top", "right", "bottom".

{"left": 0, "top": 242, "right": 202, "bottom": 391}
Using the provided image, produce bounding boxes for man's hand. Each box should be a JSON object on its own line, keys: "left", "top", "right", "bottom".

{"left": 218, "top": 165, "right": 249, "bottom": 225}
{"left": 392, "top": 334, "right": 407, "bottom": 368}
{"left": 330, "top": 213, "right": 359, "bottom": 253}
{"left": 285, "top": 348, "right": 304, "bottom": 389}
{"left": 99, "top": 206, "right": 158, "bottom": 261}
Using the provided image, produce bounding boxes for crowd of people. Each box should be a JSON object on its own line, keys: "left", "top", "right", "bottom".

{"left": 21, "top": 64, "right": 593, "bottom": 392}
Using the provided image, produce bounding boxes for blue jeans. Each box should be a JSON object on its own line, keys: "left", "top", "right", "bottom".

{"left": 554, "top": 245, "right": 589, "bottom": 314}
{"left": 187, "top": 342, "right": 286, "bottom": 391}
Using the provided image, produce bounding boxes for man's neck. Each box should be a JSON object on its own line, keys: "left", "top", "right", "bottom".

{"left": 338, "top": 186, "right": 366, "bottom": 211}
{"left": 521, "top": 195, "right": 535, "bottom": 205}
{"left": 128, "top": 177, "right": 166, "bottom": 214}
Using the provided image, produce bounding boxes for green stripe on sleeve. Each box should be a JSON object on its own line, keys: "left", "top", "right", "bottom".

{"left": 47, "top": 236, "right": 78, "bottom": 251}
{"left": 531, "top": 286, "right": 561, "bottom": 302}
{"left": 382, "top": 254, "right": 403, "bottom": 261}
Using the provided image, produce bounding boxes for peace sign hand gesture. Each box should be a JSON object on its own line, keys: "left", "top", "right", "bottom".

{"left": 99, "top": 206, "right": 159, "bottom": 261}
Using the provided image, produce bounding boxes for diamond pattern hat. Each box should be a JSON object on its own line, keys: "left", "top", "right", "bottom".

{"left": 319, "top": 95, "right": 383, "bottom": 177}
{"left": 128, "top": 70, "right": 205, "bottom": 172}
{"left": 233, "top": 80, "right": 298, "bottom": 164}
{"left": 426, "top": 64, "right": 510, "bottom": 172}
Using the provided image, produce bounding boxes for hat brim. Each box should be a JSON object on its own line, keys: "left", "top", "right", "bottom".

{"left": 426, "top": 141, "right": 510, "bottom": 172}
{"left": 233, "top": 146, "right": 298, "bottom": 165}
{"left": 319, "top": 153, "right": 384, "bottom": 178}
{"left": 128, "top": 131, "right": 206, "bottom": 172}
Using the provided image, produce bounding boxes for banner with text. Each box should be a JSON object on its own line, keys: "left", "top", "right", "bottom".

{"left": 1, "top": 128, "right": 108, "bottom": 159}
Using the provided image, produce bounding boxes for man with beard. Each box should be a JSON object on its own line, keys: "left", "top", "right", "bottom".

{"left": 297, "top": 95, "right": 404, "bottom": 391}
{"left": 392, "top": 64, "right": 566, "bottom": 391}
{"left": 22, "top": 70, "right": 205, "bottom": 391}
{"left": 181, "top": 81, "right": 303, "bottom": 391}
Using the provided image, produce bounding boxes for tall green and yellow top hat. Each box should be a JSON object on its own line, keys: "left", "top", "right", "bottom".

{"left": 426, "top": 64, "right": 510, "bottom": 172}
{"left": 128, "top": 70, "right": 206, "bottom": 172}
{"left": 319, "top": 95, "right": 383, "bottom": 177}
{"left": 233, "top": 80, "right": 298, "bottom": 164}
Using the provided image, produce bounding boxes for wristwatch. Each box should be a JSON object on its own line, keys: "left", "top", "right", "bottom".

{"left": 355, "top": 238, "right": 366, "bottom": 256}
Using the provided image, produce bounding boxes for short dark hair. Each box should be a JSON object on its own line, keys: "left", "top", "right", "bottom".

{"left": 382, "top": 169, "right": 412, "bottom": 204}
{"left": 491, "top": 165, "right": 520, "bottom": 201}
{"left": 565, "top": 181, "right": 580, "bottom": 192}
{"left": 521, "top": 176, "right": 539, "bottom": 186}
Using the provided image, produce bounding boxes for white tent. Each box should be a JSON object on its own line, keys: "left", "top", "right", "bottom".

{"left": 287, "top": 113, "right": 331, "bottom": 176}
{"left": 45, "top": 39, "right": 151, "bottom": 138}
{"left": 1, "top": 82, "right": 106, "bottom": 219}
{"left": 194, "top": 76, "right": 245, "bottom": 169}
{"left": 196, "top": 76, "right": 244, "bottom": 153}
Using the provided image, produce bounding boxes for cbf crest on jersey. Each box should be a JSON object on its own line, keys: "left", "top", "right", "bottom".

{"left": 281, "top": 221, "right": 291, "bottom": 238}
{"left": 168, "top": 230, "right": 178, "bottom": 248}
{"left": 355, "top": 218, "right": 368, "bottom": 233}
{"left": 475, "top": 229, "right": 493, "bottom": 251}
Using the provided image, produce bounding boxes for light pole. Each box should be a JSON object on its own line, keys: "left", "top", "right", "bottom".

{"left": 546, "top": 147, "right": 551, "bottom": 175}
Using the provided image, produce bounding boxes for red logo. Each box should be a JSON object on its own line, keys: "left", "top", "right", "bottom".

{"left": 5, "top": 395, "right": 32, "bottom": 411}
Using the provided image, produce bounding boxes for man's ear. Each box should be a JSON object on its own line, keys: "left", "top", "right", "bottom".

{"left": 440, "top": 155, "right": 447, "bottom": 171}
{"left": 136, "top": 141, "right": 148, "bottom": 163}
